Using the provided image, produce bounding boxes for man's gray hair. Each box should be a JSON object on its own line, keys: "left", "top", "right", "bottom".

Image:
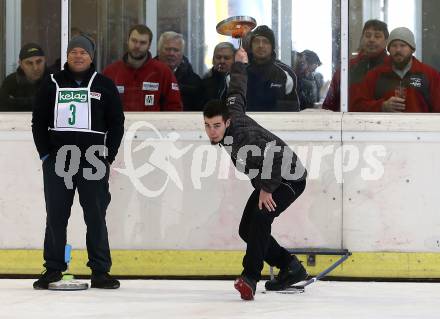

{"left": 158, "top": 31, "right": 185, "bottom": 51}
{"left": 213, "top": 42, "right": 236, "bottom": 55}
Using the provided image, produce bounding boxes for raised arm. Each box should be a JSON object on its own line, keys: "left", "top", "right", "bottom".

{"left": 227, "top": 48, "right": 248, "bottom": 116}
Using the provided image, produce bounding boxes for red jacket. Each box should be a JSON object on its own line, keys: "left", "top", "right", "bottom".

{"left": 323, "top": 51, "right": 389, "bottom": 111}
{"left": 103, "top": 54, "right": 182, "bottom": 111}
{"left": 351, "top": 57, "right": 440, "bottom": 112}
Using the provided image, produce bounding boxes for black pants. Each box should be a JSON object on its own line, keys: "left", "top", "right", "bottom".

{"left": 239, "top": 179, "right": 306, "bottom": 281}
{"left": 42, "top": 155, "right": 112, "bottom": 273}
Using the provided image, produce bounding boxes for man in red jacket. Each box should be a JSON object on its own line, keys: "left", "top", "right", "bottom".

{"left": 323, "top": 19, "right": 389, "bottom": 111}
{"left": 103, "top": 24, "right": 182, "bottom": 112}
{"left": 351, "top": 27, "right": 440, "bottom": 113}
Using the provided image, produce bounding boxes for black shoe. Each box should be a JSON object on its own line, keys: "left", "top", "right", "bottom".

{"left": 265, "top": 259, "right": 308, "bottom": 291}
{"left": 91, "top": 272, "right": 120, "bottom": 289}
{"left": 33, "top": 269, "right": 63, "bottom": 290}
{"left": 234, "top": 276, "right": 257, "bottom": 300}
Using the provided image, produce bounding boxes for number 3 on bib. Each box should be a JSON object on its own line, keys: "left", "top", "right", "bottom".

{"left": 68, "top": 104, "right": 76, "bottom": 126}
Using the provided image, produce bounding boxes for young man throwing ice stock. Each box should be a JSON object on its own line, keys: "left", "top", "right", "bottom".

{"left": 203, "top": 48, "right": 308, "bottom": 300}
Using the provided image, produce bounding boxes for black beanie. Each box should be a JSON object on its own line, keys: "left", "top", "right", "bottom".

{"left": 301, "top": 50, "right": 322, "bottom": 66}
{"left": 251, "top": 25, "right": 276, "bottom": 50}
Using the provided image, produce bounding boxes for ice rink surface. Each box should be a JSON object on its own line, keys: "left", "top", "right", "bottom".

{"left": 0, "top": 279, "right": 439, "bottom": 319}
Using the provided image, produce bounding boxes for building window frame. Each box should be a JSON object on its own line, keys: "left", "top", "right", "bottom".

{"left": 0, "top": 0, "right": 5, "bottom": 81}
{"left": 5, "top": 0, "right": 21, "bottom": 76}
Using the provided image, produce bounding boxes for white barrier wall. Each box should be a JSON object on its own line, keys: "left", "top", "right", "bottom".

{"left": 1, "top": 112, "right": 440, "bottom": 254}
{"left": 342, "top": 113, "right": 440, "bottom": 252}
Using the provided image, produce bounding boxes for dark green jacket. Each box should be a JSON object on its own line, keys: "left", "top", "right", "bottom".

{"left": 0, "top": 67, "right": 49, "bottom": 111}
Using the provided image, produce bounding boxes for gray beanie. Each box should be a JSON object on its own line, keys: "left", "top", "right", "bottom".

{"left": 67, "top": 35, "right": 95, "bottom": 59}
{"left": 387, "top": 27, "right": 416, "bottom": 51}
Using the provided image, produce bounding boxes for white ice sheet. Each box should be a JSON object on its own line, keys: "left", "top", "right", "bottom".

{"left": 0, "top": 280, "right": 438, "bottom": 319}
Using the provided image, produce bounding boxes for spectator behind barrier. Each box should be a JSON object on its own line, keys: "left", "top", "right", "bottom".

{"left": 352, "top": 27, "right": 440, "bottom": 112}
{"left": 202, "top": 42, "right": 236, "bottom": 103}
{"left": 247, "top": 25, "right": 300, "bottom": 112}
{"left": 103, "top": 24, "right": 182, "bottom": 112}
{"left": 293, "top": 50, "right": 324, "bottom": 109}
{"left": 0, "top": 43, "right": 49, "bottom": 111}
{"left": 323, "top": 19, "right": 389, "bottom": 111}
{"left": 157, "top": 31, "right": 204, "bottom": 111}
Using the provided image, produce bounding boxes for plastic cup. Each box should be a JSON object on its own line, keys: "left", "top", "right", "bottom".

{"left": 395, "top": 86, "right": 407, "bottom": 99}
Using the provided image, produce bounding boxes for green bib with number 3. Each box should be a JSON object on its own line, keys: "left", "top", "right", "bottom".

{"left": 51, "top": 72, "right": 97, "bottom": 132}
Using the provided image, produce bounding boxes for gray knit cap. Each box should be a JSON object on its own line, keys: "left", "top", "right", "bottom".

{"left": 387, "top": 27, "right": 416, "bottom": 51}
{"left": 67, "top": 35, "right": 95, "bottom": 59}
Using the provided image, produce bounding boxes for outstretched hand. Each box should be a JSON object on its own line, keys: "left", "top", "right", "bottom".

{"left": 259, "top": 189, "right": 277, "bottom": 212}
{"left": 235, "top": 48, "right": 248, "bottom": 64}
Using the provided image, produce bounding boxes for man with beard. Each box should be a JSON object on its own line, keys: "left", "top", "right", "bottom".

{"left": 201, "top": 42, "right": 236, "bottom": 103}
{"left": 323, "top": 19, "right": 389, "bottom": 111}
{"left": 103, "top": 24, "right": 182, "bottom": 111}
{"left": 352, "top": 27, "right": 440, "bottom": 112}
{"left": 246, "top": 25, "right": 300, "bottom": 112}
{"left": 203, "top": 48, "right": 308, "bottom": 300}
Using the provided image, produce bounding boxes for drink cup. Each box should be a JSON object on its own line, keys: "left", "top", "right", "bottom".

{"left": 394, "top": 86, "right": 407, "bottom": 99}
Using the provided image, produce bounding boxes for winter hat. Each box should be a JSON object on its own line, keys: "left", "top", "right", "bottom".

{"left": 387, "top": 27, "right": 416, "bottom": 51}
{"left": 67, "top": 35, "right": 95, "bottom": 59}
{"left": 251, "top": 25, "right": 276, "bottom": 50}
{"left": 19, "top": 43, "right": 45, "bottom": 60}
{"left": 301, "top": 50, "right": 322, "bottom": 66}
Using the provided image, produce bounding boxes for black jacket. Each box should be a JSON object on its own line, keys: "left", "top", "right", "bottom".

{"left": 174, "top": 56, "right": 204, "bottom": 111}
{"left": 155, "top": 55, "right": 204, "bottom": 111}
{"left": 297, "top": 72, "right": 324, "bottom": 109}
{"left": 201, "top": 68, "right": 228, "bottom": 103}
{"left": 221, "top": 63, "right": 307, "bottom": 193}
{"left": 274, "top": 60, "right": 301, "bottom": 111}
{"left": 246, "top": 59, "right": 300, "bottom": 112}
{"left": 32, "top": 64, "right": 125, "bottom": 163}
{"left": 0, "top": 67, "right": 49, "bottom": 111}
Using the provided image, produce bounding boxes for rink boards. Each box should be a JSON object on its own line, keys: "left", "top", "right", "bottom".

{"left": 1, "top": 112, "right": 440, "bottom": 278}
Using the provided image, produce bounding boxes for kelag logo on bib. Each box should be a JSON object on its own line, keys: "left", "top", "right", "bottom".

{"left": 56, "top": 89, "right": 90, "bottom": 130}
{"left": 58, "top": 90, "right": 89, "bottom": 103}
{"left": 51, "top": 71, "right": 97, "bottom": 132}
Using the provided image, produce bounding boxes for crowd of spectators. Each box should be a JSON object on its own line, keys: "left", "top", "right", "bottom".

{"left": 1, "top": 20, "right": 439, "bottom": 113}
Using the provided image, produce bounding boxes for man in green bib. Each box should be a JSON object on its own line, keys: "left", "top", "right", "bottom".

{"left": 32, "top": 35, "right": 125, "bottom": 289}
